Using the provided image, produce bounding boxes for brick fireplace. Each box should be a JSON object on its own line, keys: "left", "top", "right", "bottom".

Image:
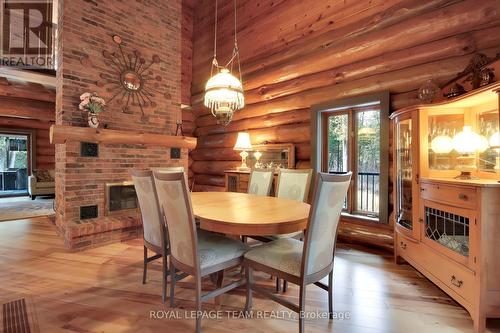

{"left": 55, "top": 0, "right": 186, "bottom": 250}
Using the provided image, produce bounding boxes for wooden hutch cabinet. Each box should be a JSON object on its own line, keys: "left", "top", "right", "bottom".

{"left": 391, "top": 82, "right": 500, "bottom": 333}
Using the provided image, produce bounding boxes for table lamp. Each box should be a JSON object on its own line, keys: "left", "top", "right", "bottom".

{"left": 234, "top": 132, "right": 252, "bottom": 170}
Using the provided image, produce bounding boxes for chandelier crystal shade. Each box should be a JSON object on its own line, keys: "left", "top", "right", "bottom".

{"left": 204, "top": 68, "right": 244, "bottom": 126}
{"left": 204, "top": 0, "right": 244, "bottom": 126}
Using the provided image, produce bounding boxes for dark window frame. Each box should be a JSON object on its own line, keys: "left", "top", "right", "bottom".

{"left": 311, "top": 92, "right": 390, "bottom": 224}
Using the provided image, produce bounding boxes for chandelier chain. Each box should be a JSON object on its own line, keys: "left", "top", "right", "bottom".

{"left": 211, "top": 0, "right": 219, "bottom": 77}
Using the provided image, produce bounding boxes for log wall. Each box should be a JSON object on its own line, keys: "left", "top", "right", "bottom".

{"left": 190, "top": 0, "right": 500, "bottom": 202}
{"left": 0, "top": 78, "right": 55, "bottom": 171}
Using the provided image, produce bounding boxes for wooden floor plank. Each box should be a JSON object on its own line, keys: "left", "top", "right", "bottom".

{"left": 0, "top": 217, "right": 499, "bottom": 332}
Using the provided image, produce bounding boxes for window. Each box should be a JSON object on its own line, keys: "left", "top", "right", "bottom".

{"left": 312, "top": 93, "right": 389, "bottom": 224}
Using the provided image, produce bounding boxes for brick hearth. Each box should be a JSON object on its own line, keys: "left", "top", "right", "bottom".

{"left": 55, "top": 0, "right": 185, "bottom": 250}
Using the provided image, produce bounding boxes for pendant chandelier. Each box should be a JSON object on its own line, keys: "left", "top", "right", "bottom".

{"left": 204, "top": 0, "right": 244, "bottom": 126}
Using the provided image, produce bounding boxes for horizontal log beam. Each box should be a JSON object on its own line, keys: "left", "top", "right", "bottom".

{"left": 191, "top": 148, "right": 241, "bottom": 161}
{"left": 195, "top": 50, "right": 500, "bottom": 126}
{"left": 193, "top": 25, "right": 500, "bottom": 107}
{"left": 0, "top": 97, "right": 54, "bottom": 121}
{"left": 50, "top": 125, "right": 198, "bottom": 149}
{"left": 0, "top": 80, "right": 55, "bottom": 103}
{"left": 191, "top": 0, "right": 463, "bottom": 93}
{"left": 0, "top": 116, "right": 53, "bottom": 129}
{"left": 238, "top": 0, "right": 500, "bottom": 92}
{"left": 193, "top": 173, "right": 226, "bottom": 187}
{"left": 195, "top": 108, "right": 310, "bottom": 136}
{"left": 37, "top": 147, "right": 55, "bottom": 156}
{"left": 191, "top": 161, "right": 241, "bottom": 176}
{"left": 197, "top": 122, "right": 310, "bottom": 149}
{"left": 37, "top": 155, "right": 55, "bottom": 164}
{"left": 192, "top": 0, "right": 400, "bottom": 72}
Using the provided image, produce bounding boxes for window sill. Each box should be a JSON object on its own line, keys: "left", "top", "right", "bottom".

{"left": 341, "top": 212, "right": 391, "bottom": 229}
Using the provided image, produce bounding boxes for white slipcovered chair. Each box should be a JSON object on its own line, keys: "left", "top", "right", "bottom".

{"left": 273, "top": 168, "right": 313, "bottom": 291}
{"left": 247, "top": 169, "right": 273, "bottom": 196}
{"left": 131, "top": 170, "right": 169, "bottom": 303}
{"left": 153, "top": 171, "right": 249, "bottom": 333}
{"left": 243, "top": 172, "right": 352, "bottom": 333}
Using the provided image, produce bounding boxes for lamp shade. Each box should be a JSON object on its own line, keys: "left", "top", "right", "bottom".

{"left": 430, "top": 135, "right": 453, "bottom": 154}
{"left": 204, "top": 68, "right": 245, "bottom": 127}
{"left": 453, "top": 126, "right": 482, "bottom": 154}
{"left": 234, "top": 132, "right": 252, "bottom": 151}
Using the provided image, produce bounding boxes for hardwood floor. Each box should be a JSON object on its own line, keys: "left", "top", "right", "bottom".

{"left": 1, "top": 217, "right": 499, "bottom": 333}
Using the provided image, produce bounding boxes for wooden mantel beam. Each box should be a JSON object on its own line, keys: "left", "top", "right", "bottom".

{"left": 50, "top": 125, "right": 197, "bottom": 150}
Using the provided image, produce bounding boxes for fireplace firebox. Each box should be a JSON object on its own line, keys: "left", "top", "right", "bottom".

{"left": 105, "top": 181, "right": 138, "bottom": 214}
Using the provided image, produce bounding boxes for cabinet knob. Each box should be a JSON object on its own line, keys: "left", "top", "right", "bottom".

{"left": 450, "top": 275, "right": 463, "bottom": 288}
{"left": 458, "top": 193, "right": 468, "bottom": 201}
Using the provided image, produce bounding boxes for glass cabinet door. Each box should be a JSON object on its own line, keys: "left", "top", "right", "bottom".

{"left": 395, "top": 115, "right": 416, "bottom": 235}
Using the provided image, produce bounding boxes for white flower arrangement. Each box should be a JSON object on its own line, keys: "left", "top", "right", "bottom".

{"left": 79, "top": 92, "right": 106, "bottom": 114}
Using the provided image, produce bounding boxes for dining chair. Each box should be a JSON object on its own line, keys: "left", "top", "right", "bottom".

{"left": 276, "top": 168, "right": 313, "bottom": 202}
{"left": 243, "top": 172, "right": 352, "bottom": 333}
{"left": 131, "top": 170, "right": 169, "bottom": 303}
{"left": 152, "top": 166, "right": 191, "bottom": 189}
{"left": 153, "top": 171, "right": 249, "bottom": 333}
{"left": 247, "top": 169, "right": 273, "bottom": 196}
{"left": 273, "top": 168, "right": 313, "bottom": 292}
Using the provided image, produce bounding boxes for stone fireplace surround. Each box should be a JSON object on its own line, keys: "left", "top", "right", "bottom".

{"left": 54, "top": 0, "right": 186, "bottom": 250}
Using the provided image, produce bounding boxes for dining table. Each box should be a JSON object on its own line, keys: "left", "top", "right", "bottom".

{"left": 191, "top": 191, "right": 310, "bottom": 236}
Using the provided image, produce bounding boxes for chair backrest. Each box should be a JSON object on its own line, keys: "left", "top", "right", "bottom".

{"left": 248, "top": 169, "right": 273, "bottom": 196}
{"left": 152, "top": 166, "right": 188, "bottom": 185}
{"left": 131, "top": 170, "right": 165, "bottom": 250}
{"left": 276, "top": 169, "right": 313, "bottom": 203}
{"left": 302, "top": 172, "right": 352, "bottom": 276}
{"left": 153, "top": 171, "right": 197, "bottom": 269}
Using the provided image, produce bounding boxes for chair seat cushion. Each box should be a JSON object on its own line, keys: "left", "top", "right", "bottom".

{"left": 198, "top": 230, "right": 250, "bottom": 270}
{"left": 244, "top": 238, "right": 303, "bottom": 277}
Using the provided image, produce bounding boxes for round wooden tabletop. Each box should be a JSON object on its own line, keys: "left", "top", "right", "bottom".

{"left": 191, "top": 192, "right": 310, "bottom": 236}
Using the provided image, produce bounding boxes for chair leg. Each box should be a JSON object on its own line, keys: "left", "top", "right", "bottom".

{"left": 142, "top": 246, "right": 147, "bottom": 284}
{"left": 244, "top": 267, "right": 253, "bottom": 312}
{"left": 328, "top": 270, "right": 334, "bottom": 319}
{"left": 275, "top": 277, "right": 281, "bottom": 292}
{"left": 169, "top": 257, "right": 176, "bottom": 308}
{"left": 299, "top": 286, "right": 306, "bottom": 333}
{"left": 283, "top": 280, "right": 288, "bottom": 292}
{"left": 195, "top": 275, "right": 202, "bottom": 333}
{"left": 161, "top": 255, "right": 167, "bottom": 304}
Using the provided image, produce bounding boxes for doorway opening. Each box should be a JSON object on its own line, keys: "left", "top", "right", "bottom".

{"left": 0, "top": 133, "right": 31, "bottom": 198}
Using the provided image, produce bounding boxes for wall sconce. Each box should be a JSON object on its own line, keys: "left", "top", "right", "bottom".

{"left": 234, "top": 132, "right": 252, "bottom": 170}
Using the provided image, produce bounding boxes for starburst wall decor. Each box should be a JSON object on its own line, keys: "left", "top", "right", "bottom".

{"left": 98, "top": 35, "right": 162, "bottom": 121}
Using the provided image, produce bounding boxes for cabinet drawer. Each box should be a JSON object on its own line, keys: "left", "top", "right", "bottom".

{"left": 397, "top": 232, "right": 475, "bottom": 304}
{"left": 420, "top": 182, "right": 476, "bottom": 209}
{"left": 396, "top": 231, "right": 420, "bottom": 260}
